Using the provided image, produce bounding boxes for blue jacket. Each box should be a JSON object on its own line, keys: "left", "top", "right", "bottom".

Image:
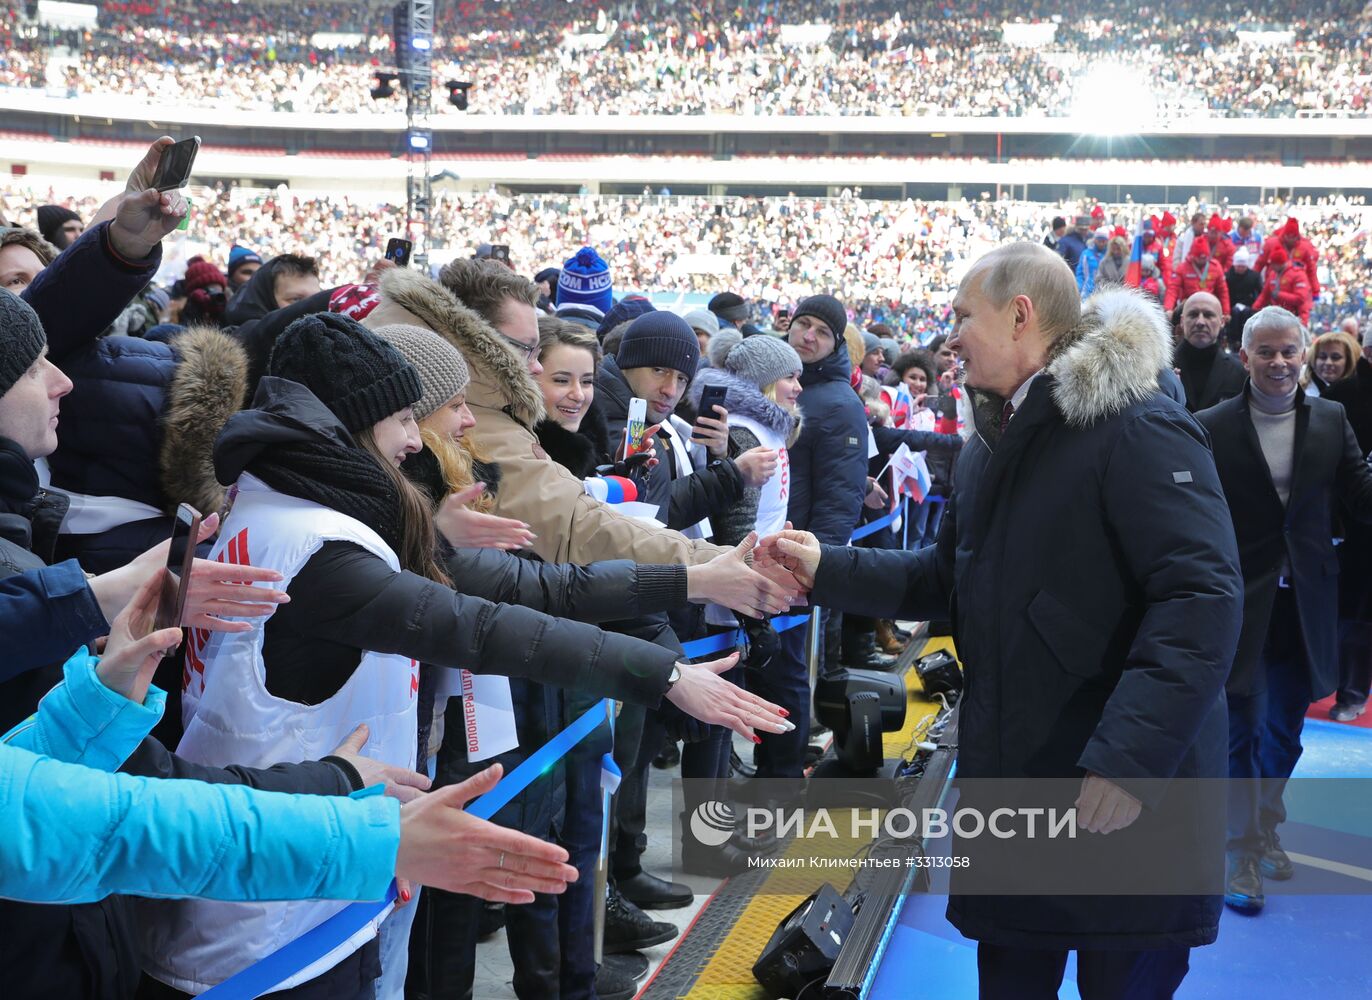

{"left": 0, "top": 561, "right": 107, "bottom": 683}
{"left": 1056, "top": 231, "right": 1087, "bottom": 272}
{"left": 1, "top": 652, "right": 400, "bottom": 906}
{"left": 1076, "top": 243, "right": 1107, "bottom": 294}
{"left": 785, "top": 339, "right": 869, "bottom": 545}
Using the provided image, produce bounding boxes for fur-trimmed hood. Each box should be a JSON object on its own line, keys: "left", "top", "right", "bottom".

{"left": 1047, "top": 287, "right": 1175, "bottom": 427}
{"left": 688, "top": 368, "right": 801, "bottom": 442}
{"left": 363, "top": 267, "right": 546, "bottom": 428}
{"left": 161, "top": 327, "right": 250, "bottom": 516}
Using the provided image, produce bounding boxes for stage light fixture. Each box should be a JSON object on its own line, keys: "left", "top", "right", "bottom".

{"left": 813, "top": 669, "right": 907, "bottom": 774}
{"left": 445, "top": 80, "right": 472, "bottom": 111}
{"left": 371, "top": 71, "right": 399, "bottom": 100}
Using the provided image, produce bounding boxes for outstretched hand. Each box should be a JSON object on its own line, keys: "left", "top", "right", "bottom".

{"left": 755, "top": 522, "right": 821, "bottom": 593}
{"left": 328, "top": 724, "right": 433, "bottom": 803}
{"left": 396, "top": 763, "right": 579, "bottom": 904}
{"left": 435, "top": 484, "right": 537, "bottom": 551}
{"left": 664, "top": 651, "right": 794, "bottom": 743}
{"left": 686, "top": 531, "right": 798, "bottom": 617}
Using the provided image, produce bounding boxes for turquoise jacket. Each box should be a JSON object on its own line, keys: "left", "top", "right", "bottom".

{"left": 0, "top": 651, "right": 401, "bottom": 905}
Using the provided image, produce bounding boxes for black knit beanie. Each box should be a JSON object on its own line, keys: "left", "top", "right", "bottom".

{"left": 790, "top": 295, "right": 848, "bottom": 354}
{"left": 615, "top": 311, "right": 701, "bottom": 376}
{"left": 35, "top": 205, "right": 81, "bottom": 245}
{"left": 268, "top": 312, "right": 422, "bottom": 432}
{"left": 0, "top": 289, "right": 47, "bottom": 398}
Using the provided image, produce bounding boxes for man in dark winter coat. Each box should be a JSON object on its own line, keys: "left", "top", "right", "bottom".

{"left": 1223, "top": 249, "right": 1263, "bottom": 349}
{"left": 1197, "top": 305, "right": 1372, "bottom": 914}
{"left": 760, "top": 247, "right": 1243, "bottom": 999}
{"left": 1055, "top": 214, "right": 1092, "bottom": 272}
{"left": 223, "top": 252, "right": 322, "bottom": 326}
{"left": 596, "top": 310, "right": 774, "bottom": 533}
{"left": 1324, "top": 338, "right": 1372, "bottom": 720}
{"left": 1175, "top": 291, "right": 1247, "bottom": 412}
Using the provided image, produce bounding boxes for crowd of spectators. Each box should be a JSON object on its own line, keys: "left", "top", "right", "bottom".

{"left": 2, "top": 0, "right": 1370, "bottom": 118}
{"left": 6, "top": 184, "right": 1367, "bottom": 343}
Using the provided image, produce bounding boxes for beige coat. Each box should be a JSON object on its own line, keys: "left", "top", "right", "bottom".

{"left": 364, "top": 268, "right": 725, "bottom": 566}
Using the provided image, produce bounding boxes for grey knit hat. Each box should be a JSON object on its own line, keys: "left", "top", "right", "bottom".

{"left": 723, "top": 334, "right": 803, "bottom": 389}
{"left": 372, "top": 324, "right": 470, "bottom": 421}
{"left": 683, "top": 308, "right": 720, "bottom": 339}
{"left": 706, "top": 328, "right": 743, "bottom": 369}
{"left": 0, "top": 288, "right": 47, "bottom": 398}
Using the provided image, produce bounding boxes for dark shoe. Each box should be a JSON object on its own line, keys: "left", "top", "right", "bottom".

{"left": 680, "top": 837, "right": 764, "bottom": 878}
{"left": 616, "top": 868, "right": 693, "bottom": 909}
{"left": 595, "top": 963, "right": 637, "bottom": 1000}
{"left": 477, "top": 901, "right": 505, "bottom": 941}
{"left": 731, "top": 826, "right": 778, "bottom": 855}
{"left": 603, "top": 951, "right": 650, "bottom": 982}
{"left": 841, "top": 642, "right": 898, "bottom": 671}
{"left": 604, "top": 886, "right": 679, "bottom": 953}
{"left": 1225, "top": 854, "right": 1265, "bottom": 913}
{"left": 653, "top": 741, "right": 681, "bottom": 769}
{"left": 1260, "top": 831, "right": 1295, "bottom": 881}
{"left": 1330, "top": 700, "right": 1367, "bottom": 723}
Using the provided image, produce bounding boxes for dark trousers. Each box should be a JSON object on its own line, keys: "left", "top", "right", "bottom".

{"left": 413, "top": 889, "right": 558, "bottom": 1000}
{"left": 751, "top": 616, "right": 817, "bottom": 779}
{"left": 1336, "top": 618, "right": 1372, "bottom": 707}
{"left": 137, "top": 943, "right": 379, "bottom": 1000}
{"left": 560, "top": 737, "right": 610, "bottom": 999}
{"left": 976, "top": 943, "right": 1190, "bottom": 1000}
{"left": 610, "top": 699, "right": 653, "bottom": 877}
{"left": 1227, "top": 591, "right": 1312, "bottom": 855}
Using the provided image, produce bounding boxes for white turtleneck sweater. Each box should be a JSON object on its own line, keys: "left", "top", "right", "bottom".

{"left": 1249, "top": 382, "right": 1298, "bottom": 507}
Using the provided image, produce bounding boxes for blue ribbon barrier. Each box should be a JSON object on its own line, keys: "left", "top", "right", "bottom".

{"left": 849, "top": 497, "right": 907, "bottom": 543}
{"left": 678, "top": 612, "right": 811, "bottom": 659}
{"left": 201, "top": 699, "right": 613, "bottom": 1000}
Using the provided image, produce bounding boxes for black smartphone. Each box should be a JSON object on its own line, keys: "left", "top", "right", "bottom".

{"left": 155, "top": 503, "right": 202, "bottom": 632}
{"left": 152, "top": 136, "right": 202, "bottom": 192}
{"left": 697, "top": 384, "right": 728, "bottom": 420}
{"left": 384, "top": 237, "right": 413, "bottom": 267}
{"left": 491, "top": 244, "right": 511, "bottom": 264}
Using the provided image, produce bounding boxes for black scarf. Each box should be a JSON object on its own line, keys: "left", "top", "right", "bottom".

{"left": 1177, "top": 339, "right": 1219, "bottom": 410}
{"left": 248, "top": 437, "right": 404, "bottom": 556}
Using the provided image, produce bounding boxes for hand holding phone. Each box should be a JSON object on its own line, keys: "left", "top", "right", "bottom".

{"left": 623, "top": 397, "right": 651, "bottom": 458}
{"left": 692, "top": 385, "right": 730, "bottom": 459}
{"left": 151, "top": 136, "right": 201, "bottom": 192}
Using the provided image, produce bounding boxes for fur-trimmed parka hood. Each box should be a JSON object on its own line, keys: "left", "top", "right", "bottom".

{"left": 364, "top": 267, "right": 546, "bottom": 428}
{"left": 160, "top": 326, "right": 249, "bottom": 518}
{"left": 1047, "top": 287, "right": 1174, "bottom": 427}
{"left": 688, "top": 368, "right": 801, "bottom": 444}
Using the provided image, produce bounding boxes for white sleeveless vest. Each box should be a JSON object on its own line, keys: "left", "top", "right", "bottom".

{"left": 705, "top": 414, "right": 790, "bottom": 627}
{"left": 140, "top": 474, "right": 419, "bottom": 995}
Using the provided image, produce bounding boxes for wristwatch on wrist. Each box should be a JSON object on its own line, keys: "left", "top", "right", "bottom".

{"left": 666, "top": 664, "right": 682, "bottom": 690}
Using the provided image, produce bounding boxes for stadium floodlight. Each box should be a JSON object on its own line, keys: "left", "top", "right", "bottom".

{"left": 408, "top": 129, "right": 432, "bottom": 151}
{"left": 1072, "top": 64, "right": 1156, "bottom": 137}
{"left": 445, "top": 80, "right": 472, "bottom": 111}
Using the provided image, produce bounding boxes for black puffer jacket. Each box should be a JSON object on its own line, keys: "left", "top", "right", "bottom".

{"left": 786, "top": 329, "right": 869, "bottom": 545}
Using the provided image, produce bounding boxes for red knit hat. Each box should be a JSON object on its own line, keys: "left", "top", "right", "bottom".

{"left": 1207, "top": 213, "right": 1233, "bottom": 233}
{"left": 1268, "top": 246, "right": 1290, "bottom": 266}
{"left": 1281, "top": 217, "right": 1300, "bottom": 239}
{"left": 1189, "top": 237, "right": 1211, "bottom": 260}
{"left": 1160, "top": 211, "right": 1177, "bottom": 230}
{"left": 183, "top": 258, "right": 226, "bottom": 294}
{"left": 1090, "top": 205, "right": 1106, "bottom": 220}
{"left": 1111, "top": 225, "right": 1127, "bottom": 239}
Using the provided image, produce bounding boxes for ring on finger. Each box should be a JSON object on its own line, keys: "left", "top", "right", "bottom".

{"left": 498, "top": 851, "right": 506, "bottom": 869}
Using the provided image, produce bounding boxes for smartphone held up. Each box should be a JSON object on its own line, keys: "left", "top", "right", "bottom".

{"left": 152, "top": 137, "right": 202, "bottom": 192}
{"left": 155, "top": 503, "right": 202, "bottom": 635}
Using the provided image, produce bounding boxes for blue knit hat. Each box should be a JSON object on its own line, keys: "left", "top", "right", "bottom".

{"left": 227, "top": 244, "right": 263, "bottom": 278}
{"left": 616, "top": 312, "right": 700, "bottom": 377}
{"left": 597, "top": 296, "right": 656, "bottom": 339}
{"left": 557, "top": 247, "right": 613, "bottom": 316}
